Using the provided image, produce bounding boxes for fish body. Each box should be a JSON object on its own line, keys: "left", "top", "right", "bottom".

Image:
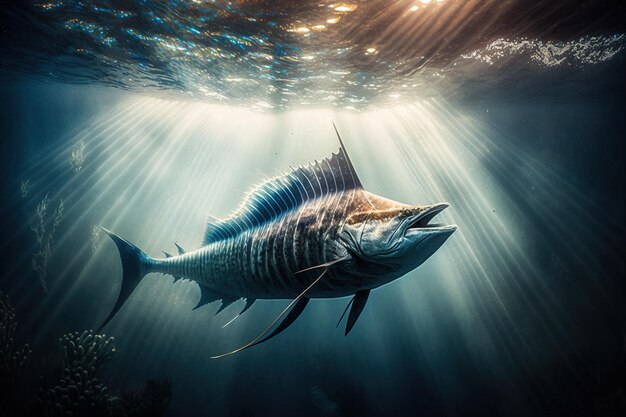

{"left": 100, "top": 127, "right": 456, "bottom": 355}
{"left": 154, "top": 191, "right": 353, "bottom": 300}
{"left": 152, "top": 190, "right": 451, "bottom": 300}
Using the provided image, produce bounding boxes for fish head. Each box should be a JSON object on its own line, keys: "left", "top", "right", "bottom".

{"left": 339, "top": 196, "right": 456, "bottom": 280}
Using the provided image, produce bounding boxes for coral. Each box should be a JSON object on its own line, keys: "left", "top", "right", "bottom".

{"left": 32, "top": 330, "right": 172, "bottom": 417}
{"left": 31, "top": 195, "right": 64, "bottom": 292}
{"left": 0, "top": 293, "right": 172, "bottom": 417}
{"left": 0, "top": 292, "right": 173, "bottom": 417}
{"left": 0, "top": 292, "right": 31, "bottom": 414}
{"left": 34, "top": 330, "right": 120, "bottom": 417}
{"left": 69, "top": 140, "right": 86, "bottom": 173}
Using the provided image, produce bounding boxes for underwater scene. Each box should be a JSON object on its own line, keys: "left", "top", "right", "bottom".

{"left": 0, "top": 1, "right": 625, "bottom": 416}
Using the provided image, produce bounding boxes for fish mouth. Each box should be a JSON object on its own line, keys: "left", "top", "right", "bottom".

{"left": 405, "top": 203, "right": 457, "bottom": 235}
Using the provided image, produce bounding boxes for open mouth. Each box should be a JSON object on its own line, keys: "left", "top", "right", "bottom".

{"left": 406, "top": 203, "right": 456, "bottom": 233}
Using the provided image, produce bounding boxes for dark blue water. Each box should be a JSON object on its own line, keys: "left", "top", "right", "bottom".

{"left": 1, "top": 1, "right": 625, "bottom": 417}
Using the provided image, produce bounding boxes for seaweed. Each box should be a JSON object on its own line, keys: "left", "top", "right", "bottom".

{"left": 90, "top": 225, "right": 100, "bottom": 254}
{"left": 31, "top": 195, "right": 64, "bottom": 292}
{"left": 20, "top": 179, "right": 30, "bottom": 198}
{"left": 70, "top": 140, "right": 86, "bottom": 173}
{"left": 0, "top": 292, "right": 31, "bottom": 415}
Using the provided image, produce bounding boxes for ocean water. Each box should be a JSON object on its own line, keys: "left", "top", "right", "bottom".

{"left": 0, "top": 1, "right": 625, "bottom": 416}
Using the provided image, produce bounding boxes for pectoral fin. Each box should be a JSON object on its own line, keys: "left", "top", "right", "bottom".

{"left": 345, "top": 289, "right": 370, "bottom": 336}
{"left": 260, "top": 297, "right": 309, "bottom": 342}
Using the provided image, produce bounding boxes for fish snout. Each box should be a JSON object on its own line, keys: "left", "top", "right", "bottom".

{"left": 404, "top": 203, "right": 456, "bottom": 234}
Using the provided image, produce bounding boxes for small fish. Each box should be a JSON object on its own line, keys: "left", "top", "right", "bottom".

{"left": 99, "top": 125, "right": 456, "bottom": 357}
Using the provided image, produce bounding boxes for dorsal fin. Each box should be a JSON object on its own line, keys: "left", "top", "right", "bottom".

{"left": 202, "top": 221, "right": 226, "bottom": 244}
{"left": 332, "top": 122, "right": 362, "bottom": 189}
{"left": 202, "top": 128, "right": 362, "bottom": 245}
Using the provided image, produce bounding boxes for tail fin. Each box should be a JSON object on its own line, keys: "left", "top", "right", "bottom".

{"left": 98, "top": 227, "right": 153, "bottom": 331}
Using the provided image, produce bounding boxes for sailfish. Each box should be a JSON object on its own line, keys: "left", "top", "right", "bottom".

{"left": 99, "top": 125, "right": 456, "bottom": 358}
